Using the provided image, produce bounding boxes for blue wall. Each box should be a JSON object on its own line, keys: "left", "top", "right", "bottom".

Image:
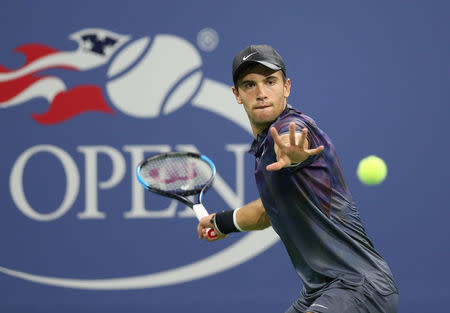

{"left": 1, "top": 1, "right": 449, "bottom": 312}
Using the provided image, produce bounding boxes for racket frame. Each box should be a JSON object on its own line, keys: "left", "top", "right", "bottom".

{"left": 136, "top": 151, "right": 216, "bottom": 208}
{"left": 136, "top": 151, "right": 218, "bottom": 238}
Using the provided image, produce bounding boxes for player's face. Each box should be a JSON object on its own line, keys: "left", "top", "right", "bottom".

{"left": 232, "top": 64, "right": 291, "bottom": 137}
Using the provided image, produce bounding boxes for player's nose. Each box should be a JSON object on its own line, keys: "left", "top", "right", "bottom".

{"left": 255, "top": 83, "right": 267, "bottom": 100}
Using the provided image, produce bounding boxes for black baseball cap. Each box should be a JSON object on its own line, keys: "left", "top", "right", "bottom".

{"left": 232, "top": 44, "right": 286, "bottom": 85}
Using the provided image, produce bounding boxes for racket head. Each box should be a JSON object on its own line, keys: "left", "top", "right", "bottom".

{"left": 136, "top": 152, "right": 216, "bottom": 203}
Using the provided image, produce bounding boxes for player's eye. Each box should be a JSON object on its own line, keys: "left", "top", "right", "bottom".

{"left": 266, "top": 79, "right": 276, "bottom": 86}
{"left": 243, "top": 81, "right": 255, "bottom": 88}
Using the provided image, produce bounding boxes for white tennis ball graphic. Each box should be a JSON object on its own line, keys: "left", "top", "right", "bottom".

{"left": 106, "top": 34, "right": 203, "bottom": 118}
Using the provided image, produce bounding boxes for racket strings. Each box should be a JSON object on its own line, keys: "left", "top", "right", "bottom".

{"left": 139, "top": 156, "right": 213, "bottom": 194}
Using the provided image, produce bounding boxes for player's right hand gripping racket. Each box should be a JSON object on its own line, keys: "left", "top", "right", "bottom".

{"left": 136, "top": 152, "right": 218, "bottom": 239}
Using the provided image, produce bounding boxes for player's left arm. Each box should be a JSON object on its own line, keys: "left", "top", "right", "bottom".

{"left": 266, "top": 122, "right": 324, "bottom": 171}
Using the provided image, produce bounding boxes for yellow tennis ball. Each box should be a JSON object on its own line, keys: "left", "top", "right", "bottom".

{"left": 357, "top": 155, "right": 388, "bottom": 185}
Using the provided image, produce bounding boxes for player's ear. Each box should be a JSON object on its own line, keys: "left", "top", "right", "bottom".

{"left": 232, "top": 86, "right": 243, "bottom": 104}
{"left": 284, "top": 78, "right": 291, "bottom": 99}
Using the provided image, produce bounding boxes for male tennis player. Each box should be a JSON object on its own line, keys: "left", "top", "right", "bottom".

{"left": 197, "top": 45, "right": 399, "bottom": 312}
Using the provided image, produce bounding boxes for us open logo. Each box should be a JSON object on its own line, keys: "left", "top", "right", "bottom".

{"left": 0, "top": 28, "right": 278, "bottom": 289}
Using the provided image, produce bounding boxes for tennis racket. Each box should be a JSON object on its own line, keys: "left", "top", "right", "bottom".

{"left": 136, "top": 151, "right": 218, "bottom": 239}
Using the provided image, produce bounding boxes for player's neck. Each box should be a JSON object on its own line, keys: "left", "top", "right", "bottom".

{"left": 250, "top": 121, "right": 271, "bottom": 139}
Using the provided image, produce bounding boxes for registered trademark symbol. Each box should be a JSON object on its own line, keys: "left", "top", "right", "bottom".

{"left": 197, "top": 27, "right": 219, "bottom": 52}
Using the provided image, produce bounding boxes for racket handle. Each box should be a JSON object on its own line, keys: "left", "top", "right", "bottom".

{"left": 192, "top": 203, "right": 218, "bottom": 239}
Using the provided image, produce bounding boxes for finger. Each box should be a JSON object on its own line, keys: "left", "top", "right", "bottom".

{"left": 307, "top": 145, "right": 324, "bottom": 156}
{"left": 297, "top": 128, "right": 307, "bottom": 149}
{"left": 202, "top": 228, "right": 212, "bottom": 240}
{"left": 289, "top": 123, "right": 296, "bottom": 146}
{"left": 266, "top": 158, "right": 289, "bottom": 171}
{"left": 266, "top": 162, "right": 282, "bottom": 171}
{"left": 270, "top": 127, "right": 284, "bottom": 148}
{"left": 198, "top": 224, "right": 204, "bottom": 239}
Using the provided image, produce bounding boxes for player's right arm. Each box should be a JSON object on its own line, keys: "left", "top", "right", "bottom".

{"left": 197, "top": 198, "right": 270, "bottom": 241}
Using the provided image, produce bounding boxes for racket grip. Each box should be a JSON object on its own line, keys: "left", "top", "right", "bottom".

{"left": 192, "top": 204, "right": 218, "bottom": 239}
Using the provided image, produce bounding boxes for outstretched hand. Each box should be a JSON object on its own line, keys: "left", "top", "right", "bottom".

{"left": 266, "top": 122, "right": 324, "bottom": 171}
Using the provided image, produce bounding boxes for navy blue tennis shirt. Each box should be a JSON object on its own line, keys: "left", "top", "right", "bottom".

{"left": 249, "top": 105, "right": 398, "bottom": 296}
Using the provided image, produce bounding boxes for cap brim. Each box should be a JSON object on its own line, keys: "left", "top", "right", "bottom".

{"left": 233, "top": 60, "right": 283, "bottom": 83}
{"left": 254, "top": 60, "right": 282, "bottom": 71}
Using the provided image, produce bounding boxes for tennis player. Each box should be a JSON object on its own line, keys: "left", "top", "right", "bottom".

{"left": 197, "top": 45, "right": 398, "bottom": 313}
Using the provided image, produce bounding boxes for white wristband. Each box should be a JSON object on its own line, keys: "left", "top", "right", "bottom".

{"left": 233, "top": 207, "right": 246, "bottom": 232}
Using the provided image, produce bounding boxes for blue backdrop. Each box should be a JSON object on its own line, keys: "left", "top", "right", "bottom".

{"left": 1, "top": 1, "right": 449, "bottom": 312}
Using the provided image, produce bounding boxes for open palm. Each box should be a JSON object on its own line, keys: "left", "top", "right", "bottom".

{"left": 266, "top": 122, "right": 324, "bottom": 171}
